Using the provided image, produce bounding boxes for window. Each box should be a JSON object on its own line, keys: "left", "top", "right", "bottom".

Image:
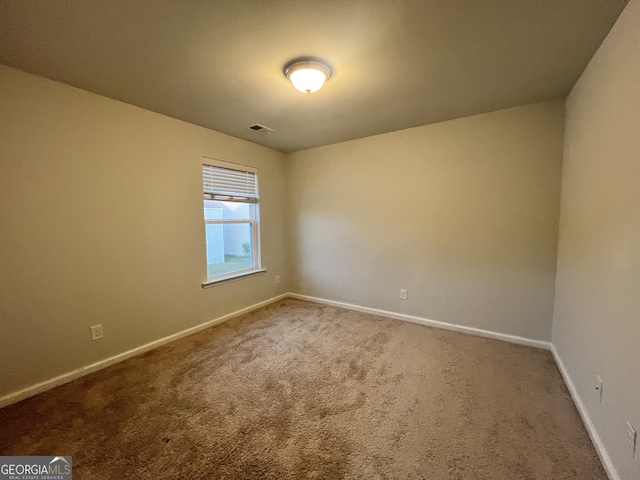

{"left": 202, "top": 160, "right": 263, "bottom": 286}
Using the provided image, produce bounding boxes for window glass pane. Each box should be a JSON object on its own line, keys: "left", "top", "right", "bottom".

{"left": 204, "top": 207, "right": 223, "bottom": 220}
{"left": 206, "top": 222, "right": 253, "bottom": 277}
{"left": 204, "top": 200, "right": 251, "bottom": 220}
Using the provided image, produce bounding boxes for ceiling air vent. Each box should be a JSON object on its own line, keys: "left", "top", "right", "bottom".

{"left": 248, "top": 124, "right": 274, "bottom": 134}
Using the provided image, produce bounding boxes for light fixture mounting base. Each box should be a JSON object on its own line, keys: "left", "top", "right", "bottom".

{"left": 283, "top": 57, "right": 333, "bottom": 80}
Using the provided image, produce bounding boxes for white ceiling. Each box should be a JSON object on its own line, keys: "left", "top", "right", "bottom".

{"left": 0, "top": 0, "right": 628, "bottom": 153}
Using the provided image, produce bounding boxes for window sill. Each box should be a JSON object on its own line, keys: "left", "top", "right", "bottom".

{"left": 201, "top": 269, "right": 267, "bottom": 288}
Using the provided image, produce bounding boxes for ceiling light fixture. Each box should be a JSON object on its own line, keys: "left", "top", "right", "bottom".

{"left": 284, "top": 58, "right": 332, "bottom": 94}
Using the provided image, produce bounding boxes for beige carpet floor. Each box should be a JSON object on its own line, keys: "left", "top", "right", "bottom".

{"left": 0, "top": 299, "right": 605, "bottom": 479}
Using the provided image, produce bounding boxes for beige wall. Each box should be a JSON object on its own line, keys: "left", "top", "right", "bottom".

{"left": 288, "top": 100, "right": 564, "bottom": 341}
{"left": 0, "top": 65, "right": 288, "bottom": 399}
{"left": 0, "top": 65, "right": 565, "bottom": 403}
{"left": 552, "top": 1, "right": 640, "bottom": 478}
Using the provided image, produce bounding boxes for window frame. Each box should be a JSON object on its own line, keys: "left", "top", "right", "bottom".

{"left": 201, "top": 158, "right": 265, "bottom": 288}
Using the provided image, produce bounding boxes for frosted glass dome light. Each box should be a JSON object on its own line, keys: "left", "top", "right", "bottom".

{"left": 284, "top": 59, "right": 332, "bottom": 94}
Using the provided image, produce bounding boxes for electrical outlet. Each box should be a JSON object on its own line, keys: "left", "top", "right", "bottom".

{"left": 90, "top": 324, "right": 103, "bottom": 341}
{"left": 627, "top": 422, "right": 637, "bottom": 459}
{"left": 275, "top": 275, "right": 281, "bottom": 285}
{"left": 400, "top": 289, "right": 408, "bottom": 300}
{"left": 595, "top": 376, "right": 603, "bottom": 403}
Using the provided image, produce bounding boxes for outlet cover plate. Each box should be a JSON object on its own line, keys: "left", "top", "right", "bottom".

{"left": 90, "top": 324, "right": 104, "bottom": 341}
{"left": 627, "top": 422, "right": 637, "bottom": 458}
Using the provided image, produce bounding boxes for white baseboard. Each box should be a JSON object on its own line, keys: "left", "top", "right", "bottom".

{"left": 0, "top": 293, "right": 288, "bottom": 409}
{"left": 287, "top": 293, "right": 551, "bottom": 350}
{"left": 551, "top": 345, "right": 619, "bottom": 480}
{"left": 0, "top": 291, "right": 552, "bottom": 409}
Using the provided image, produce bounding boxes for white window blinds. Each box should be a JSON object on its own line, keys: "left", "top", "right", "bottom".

{"left": 202, "top": 163, "right": 258, "bottom": 203}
